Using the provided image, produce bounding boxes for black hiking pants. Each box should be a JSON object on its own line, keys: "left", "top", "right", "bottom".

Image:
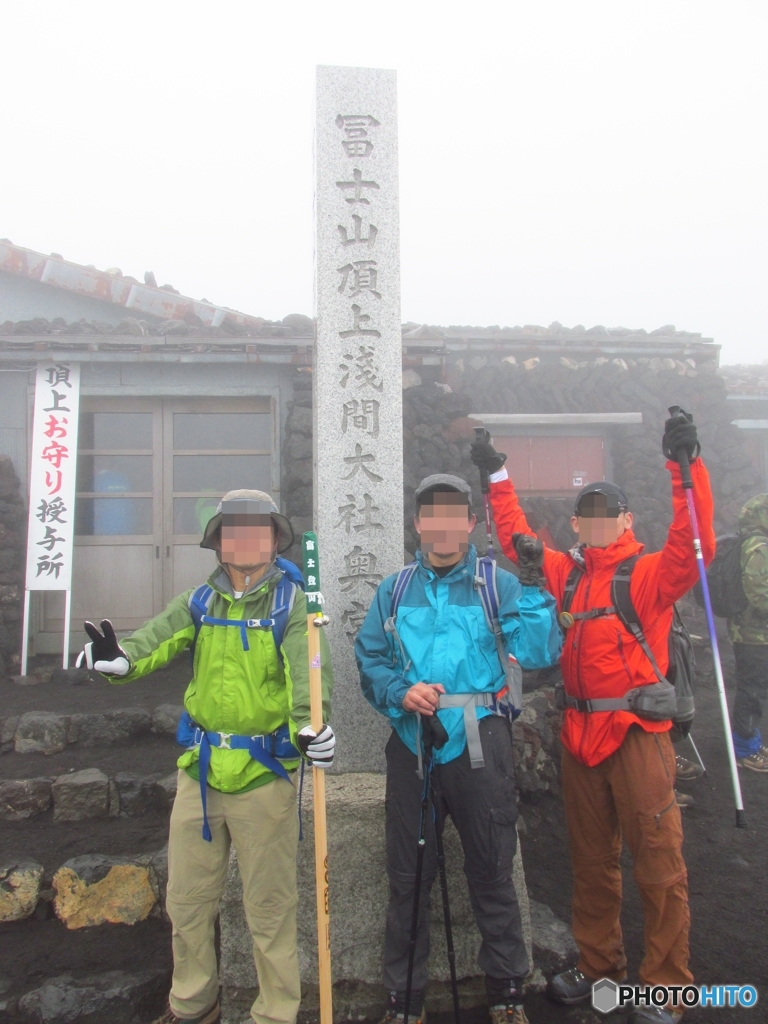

{"left": 382, "top": 716, "right": 528, "bottom": 993}
{"left": 732, "top": 642, "right": 768, "bottom": 741}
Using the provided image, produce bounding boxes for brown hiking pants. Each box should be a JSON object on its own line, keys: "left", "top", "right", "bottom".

{"left": 561, "top": 726, "right": 693, "bottom": 987}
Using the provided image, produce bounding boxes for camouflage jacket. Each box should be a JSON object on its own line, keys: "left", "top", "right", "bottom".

{"left": 728, "top": 493, "right": 768, "bottom": 645}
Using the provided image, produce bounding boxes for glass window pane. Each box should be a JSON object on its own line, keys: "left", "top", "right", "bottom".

{"left": 173, "top": 413, "right": 272, "bottom": 451}
{"left": 173, "top": 454, "right": 271, "bottom": 493}
{"left": 79, "top": 413, "right": 152, "bottom": 450}
{"left": 75, "top": 498, "right": 153, "bottom": 536}
{"left": 174, "top": 496, "right": 221, "bottom": 535}
{"left": 77, "top": 455, "right": 153, "bottom": 493}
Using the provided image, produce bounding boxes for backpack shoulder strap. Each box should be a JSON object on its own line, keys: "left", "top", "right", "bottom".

{"left": 383, "top": 562, "right": 419, "bottom": 674}
{"left": 271, "top": 573, "right": 300, "bottom": 658}
{"left": 562, "top": 563, "right": 584, "bottom": 613}
{"left": 611, "top": 555, "right": 670, "bottom": 684}
{"left": 188, "top": 584, "right": 214, "bottom": 660}
{"left": 391, "top": 562, "right": 419, "bottom": 619}
{"left": 475, "top": 555, "right": 500, "bottom": 631}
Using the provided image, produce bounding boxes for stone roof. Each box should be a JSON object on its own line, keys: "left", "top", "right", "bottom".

{"left": 718, "top": 363, "right": 768, "bottom": 395}
{"left": 401, "top": 321, "right": 711, "bottom": 343}
{"left": 0, "top": 313, "right": 314, "bottom": 340}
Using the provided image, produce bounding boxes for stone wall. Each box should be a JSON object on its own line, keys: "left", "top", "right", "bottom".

{"left": 449, "top": 353, "right": 759, "bottom": 551}
{"left": 282, "top": 355, "right": 760, "bottom": 562}
{"left": 0, "top": 454, "right": 25, "bottom": 679}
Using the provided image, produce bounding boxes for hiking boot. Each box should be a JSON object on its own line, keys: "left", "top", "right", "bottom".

{"left": 737, "top": 751, "right": 768, "bottom": 772}
{"left": 488, "top": 1006, "right": 529, "bottom": 1024}
{"left": 547, "top": 967, "right": 593, "bottom": 1004}
{"left": 675, "top": 789, "right": 694, "bottom": 808}
{"left": 378, "top": 990, "right": 426, "bottom": 1024}
{"left": 151, "top": 1003, "right": 220, "bottom": 1024}
{"left": 487, "top": 977, "right": 528, "bottom": 1024}
{"left": 629, "top": 1006, "right": 683, "bottom": 1023}
{"left": 675, "top": 754, "right": 704, "bottom": 780}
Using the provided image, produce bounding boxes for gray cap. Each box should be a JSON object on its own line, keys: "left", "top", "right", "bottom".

{"left": 200, "top": 489, "right": 294, "bottom": 553}
{"left": 415, "top": 474, "right": 473, "bottom": 504}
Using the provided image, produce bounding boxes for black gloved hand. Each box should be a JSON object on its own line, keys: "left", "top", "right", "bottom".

{"left": 298, "top": 724, "right": 335, "bottom": 767}
{"left": 662, "top": 409, "right": 700, "bottom": 462}
{"left": 470, "top": 439, "right": 507, "bottom": 475}
{"left": 513, "top": 532, "right": 545, "bottom": 587}
{"left": 421, "top": 712, "right": 449, "bottom": 751}
{"left": 75, "top": 619, "right": 130, "bottom": 676}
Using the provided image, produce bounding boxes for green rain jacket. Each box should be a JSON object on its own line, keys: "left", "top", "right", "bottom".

{"left": 728, "top": 493, "right": 768, "bottom": 645}
{"left": 112, "top": 562, "right": 334, "bottom": 793}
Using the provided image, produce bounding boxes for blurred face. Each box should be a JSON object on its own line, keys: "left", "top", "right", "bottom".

{"left": 415, "top": 494, "right": 476, "bottom": 559}
{"left": 570, "top": 495, "right": 633, "bottom": 548}
{"left": 219, "top": 514, "right": 277, "bottom": 568}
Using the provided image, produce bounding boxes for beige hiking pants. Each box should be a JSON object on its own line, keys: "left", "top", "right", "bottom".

{"left": 166, "top": 770, "right": 300, "bottom": 1024}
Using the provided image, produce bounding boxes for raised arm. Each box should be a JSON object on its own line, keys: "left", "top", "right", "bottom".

{"left": 629, "top": 458, "right": 716, "bottom": 618}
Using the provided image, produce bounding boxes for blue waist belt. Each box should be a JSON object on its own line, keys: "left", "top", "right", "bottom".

{"left": 176, "top": 710, "right": 301, "bottom": 842}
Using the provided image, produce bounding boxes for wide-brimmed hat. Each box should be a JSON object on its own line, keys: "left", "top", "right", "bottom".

{"left": 200, "top": 489, "right": 294, "bottom": 554}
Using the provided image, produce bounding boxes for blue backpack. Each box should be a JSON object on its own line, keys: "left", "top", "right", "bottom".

{"left": 188, "top": 557, "right": 306, "bottom": 659}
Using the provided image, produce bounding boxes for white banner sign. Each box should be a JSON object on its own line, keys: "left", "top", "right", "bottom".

{"left": 25, "top": 361, "right": 81, "bottom": 590}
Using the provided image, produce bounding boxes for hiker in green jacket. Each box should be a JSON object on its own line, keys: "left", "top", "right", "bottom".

{"left": 76, "top": 490, "right": 335, "bottom": 1024}
{"left": 728, "top": 492, "right": 768, "bottom": 772}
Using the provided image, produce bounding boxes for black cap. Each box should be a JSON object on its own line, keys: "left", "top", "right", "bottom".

{"left": 574, "top": 481, "right": 629, "bottom": 518}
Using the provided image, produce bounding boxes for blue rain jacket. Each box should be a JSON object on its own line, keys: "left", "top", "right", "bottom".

{"left": 355, "top": 545, "right": 562, "bottom": 764}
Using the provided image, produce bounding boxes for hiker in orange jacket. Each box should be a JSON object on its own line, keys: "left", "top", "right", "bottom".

{"left": 471, "top": 411, "right": 715, "bottom": 1024}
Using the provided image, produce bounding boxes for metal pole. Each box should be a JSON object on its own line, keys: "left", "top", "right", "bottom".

{"left": 686, "top": 733, "right": 707, "bottom": 776}
{"left": 474, "top": 426, "right": 494, "bottom": 557}
{"left": 62, "top": 589, "right": 72, "bottom": 669}
{"left": 668, "top": 407, "right": 746, "bottom": 827}
{"left": 431, "top": 775, "right": 461, "bottom": 1024}
{"left": 403, "top": 746, "right": 432, "bottom": 1024}
{"left": 20, "top": 589, "right": 31, "bottom": 677}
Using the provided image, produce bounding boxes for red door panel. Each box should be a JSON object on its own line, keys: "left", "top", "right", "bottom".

{"left": 492, "top": 435, "right": 605, "bottom": 493}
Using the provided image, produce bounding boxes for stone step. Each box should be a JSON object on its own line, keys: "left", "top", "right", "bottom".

{"left": 0, "top": 736, "right": 181, "bottom": 803}
{"left": 0, "top": 767, "right": 177, "bottom": 823}
{"left": 0, "top": 917, "right": 171, "bottom": 1019}
{"left": 0, "top": 703, "right": 184, "bottom": 755}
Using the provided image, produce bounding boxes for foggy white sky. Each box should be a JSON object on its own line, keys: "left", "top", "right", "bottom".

{"left": 2, "top": 1, "right": 766, "bottom": 363}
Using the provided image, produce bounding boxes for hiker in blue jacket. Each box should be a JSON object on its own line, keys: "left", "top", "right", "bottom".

{"left": 355, "top": 474, "right": 561, "bottom": 1024}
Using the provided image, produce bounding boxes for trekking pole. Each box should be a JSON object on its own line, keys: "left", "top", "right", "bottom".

{"left": 403, "top": 717, "right": 435, "bottom": 1024}
{"left": 430, "top": 760, "right": 461, "bottom": 1024}
{"left": 668, "top": 407, "right": 746, "bottom": 828}
{"left": 686, "top": 732, "right": 707, "bottom": 776}
{"left": 474, "top": 426, "right": 495, "bottom": 557}
{"left": 302, "top": 532, "right": 333, "bottom": 1023}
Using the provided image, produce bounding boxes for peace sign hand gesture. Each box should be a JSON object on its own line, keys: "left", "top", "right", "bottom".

{"left": 75, "top": 619, "right": 130, "bottom": 676}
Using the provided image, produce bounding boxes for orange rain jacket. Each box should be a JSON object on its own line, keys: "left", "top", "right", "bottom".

{"left": 488, "top": 459, "right": 716, "bottom": 767}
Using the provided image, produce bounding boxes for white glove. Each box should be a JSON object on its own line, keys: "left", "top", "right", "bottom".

{"left": 298, "top": 725, "right": 335, "bottom": 767}
{"left": 76, "top": 648, "right": 130, "bottom": 676}
{"left": 75, "top": 619, "right": 130, "bottom": 676}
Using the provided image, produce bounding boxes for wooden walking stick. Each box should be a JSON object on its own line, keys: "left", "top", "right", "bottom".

{"left": 302, "top": 531, "right": 333, "bottom": 1023}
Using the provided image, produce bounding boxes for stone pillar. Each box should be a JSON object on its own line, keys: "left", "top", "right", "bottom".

{"left": 314, "top": 66, "right": 403, "bottom": 771}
